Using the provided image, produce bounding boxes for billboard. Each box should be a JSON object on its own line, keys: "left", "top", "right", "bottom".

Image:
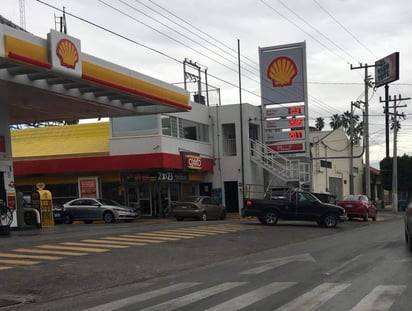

{"left": 259, "top": 42, "right": 306, "bottom": 104}
{"left": 375, "top": 52, "right": 399, "bottom": 88}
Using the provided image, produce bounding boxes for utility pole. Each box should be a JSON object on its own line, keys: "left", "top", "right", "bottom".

{"left": 382, "top": 94, "right": 409, "bottom": 213}
{"left": 350, "top": 63, "right": 374, "bottom": 198}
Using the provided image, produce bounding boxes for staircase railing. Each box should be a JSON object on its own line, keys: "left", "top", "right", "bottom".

{"left": 249, "top": 139, "right": 309, "bottom": 183}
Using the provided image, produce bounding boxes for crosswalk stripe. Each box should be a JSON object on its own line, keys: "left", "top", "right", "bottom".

{"left": 133, "top": 233, "right": 183, "bottom": 241}
{"left": 82, "top": 239, "right": 145, "bottom": 246}
{"left": 159, "top": 230, "right": 209, "bottom": 237}
{"left": 275, "top": 283, "right": 350, "bottom": 311}
{"left": 143, "top": 232, "right": 197, "bottom": 239}
{"left": 103, "top": 236, "right": 158, "bottom": 244}
{"left": 350, "top": 285, "right": 406, "bottom": 311}
{"left": 82, "top": 282, "right": 201, "bottom": 311}
{"left": 0, "top": 266, "right": 12, "bottom": 270}
{"left": 0, "top": 259, "right": 40, "bottom": 265}
{"left": 205, "top": 282, "right": 297, "bottom": 311}
{"left": 13, "top": 248, "right": 88, "bottom": 256}
{"left": 36, "top": 245, "right": 109, "bottom": 253}
{"left": 61, "top": 242, "right": 129, "bottom": 249}
{"left": 0, "top": 253, "right": 62, "bottom": 260}
{"left": 170, "top": 228, "right": 218, "bottom": 235}
{"left": 140, "top": 282, "right": 246, "bottom": 311}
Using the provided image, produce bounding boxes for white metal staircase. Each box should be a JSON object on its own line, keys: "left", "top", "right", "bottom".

{"left": 249, "top": 139, "right": 309, "bottom": 184}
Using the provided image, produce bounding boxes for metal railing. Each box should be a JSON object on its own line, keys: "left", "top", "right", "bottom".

{"left": 249, "top": 139, "right": 309, "bottom": 183}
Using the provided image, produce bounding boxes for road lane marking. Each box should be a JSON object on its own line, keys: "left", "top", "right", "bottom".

{"left": 0, "top": 266, "right": 12, "bottom": 270}
{"left": 169, "top": 228, "right": 218, "bottom": 235}
{"left": 82, "top": 282, "right": 201, "bottom": 311}
{"left": 350, "top": 285, "right": 406, "bottom": 311}
{"left": 102, "top": 237, "right": 158, "bottom": 244}
{"left": 324, "top": 254, "right": 363, "bottom": 275}
{"left": 241, "top": 253, "right": 315, "bottom": 275}
{"left": 275, "top": 283, "right": 350, "bottom": 311}
{"left": 159, "top": 230, "right": 209, "bottom": 237}
{"left": 140, "top": 282, "right": 246, "bottom": 311}
{"left": 205, "top": 282, "right": 296, "bottom": 311}
{"left": 61, "top": 242, "right": 129, "bottom": 249}
{"left": 133, "top": 233, "right": 183, "bottom": 241}
{"left": 142, "top": 232, "right": 197, "bottom": 239}
{"left": 0, "top": 259, "right": 40, "bottom": 265}
{"left": 82, "top": 239, "right": 146, "bottom": 246}
{"left": 0, "top": 253, "right": 62, "bottom": 260}
{"left": 13, "top": 248, "right": 88, "bottom": 256}
{"left": 36, "top": 245, "right": 109, "bottom": 253}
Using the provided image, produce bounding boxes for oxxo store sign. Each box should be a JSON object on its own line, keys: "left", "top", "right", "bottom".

{"left": 183, "top": 154, "right": 204, "bottom": 171}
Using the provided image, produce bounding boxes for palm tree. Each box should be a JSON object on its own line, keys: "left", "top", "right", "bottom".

{"left": 315, "top": 117, "right": 325, "bottom": 131}
{"left": 329, "top": 114, "right": 342, "bottom": 129}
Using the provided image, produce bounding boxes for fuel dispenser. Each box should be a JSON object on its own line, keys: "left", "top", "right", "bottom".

{"left": 31, "top": 182, "right": 54, "bottom": 228}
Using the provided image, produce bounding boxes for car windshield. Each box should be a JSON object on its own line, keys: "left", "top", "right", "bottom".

{"left": 181, "top": 197, "right": 201, "bottom": 203}
{"left": 343, "top": 195, "right": 361, "bottom": 201}
{"left": 96, "top": 198, "right": 121, "bottom": 206}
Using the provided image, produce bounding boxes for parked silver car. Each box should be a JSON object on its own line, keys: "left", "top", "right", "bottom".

{"left": 171, "top": 196, "right": 226, "bottom": 221}
{"left": 63, "top": 198, "right": 139, "bottom": 224}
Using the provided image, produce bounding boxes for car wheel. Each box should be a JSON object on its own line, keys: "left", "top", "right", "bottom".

{"left": 64, "top": 213, "right": 74, "bottom": 224}
{"left": 258, "top": 216, "right": 265, "bottom": 224}
{"left": 200, "top": 212, "right": 207, "bottom": 221}
{"left": 322, "top": 213, "right": 338, "bottom": 228}
{"left": 363, "top": 212, "right": 369, "bottom": 222}
{"left": 263, "top": 210, "right": 278, "bottom": 226}
{"left": 103, "top": 212, "right": 115, "bottom": 223}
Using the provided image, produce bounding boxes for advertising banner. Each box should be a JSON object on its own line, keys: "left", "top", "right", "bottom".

{"left": 375, "top": 52, "right": 399, "bottom": 88}
{"left": 259, "top": 42, "right": 306, "bottom": 104}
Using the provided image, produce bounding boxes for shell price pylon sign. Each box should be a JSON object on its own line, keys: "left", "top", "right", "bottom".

{"left": 267, "top": 56, "right": 297, "bottom": 87}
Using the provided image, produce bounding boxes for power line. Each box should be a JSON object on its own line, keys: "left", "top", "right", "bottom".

{"left": 312, "top": 0, "right": 378, "bottom": 59}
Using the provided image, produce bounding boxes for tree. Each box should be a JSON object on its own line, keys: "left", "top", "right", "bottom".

{"left": 315, "top": 117, "right": 325, "bottom": 131}
{"left": 380, "top": 154, "right": 412, "bottom": 201}
{"left": 329, "top": 114, "right": 342, "bottom": 130}
{"left": 329, "top": 111, "right": 363, "bottom": 144}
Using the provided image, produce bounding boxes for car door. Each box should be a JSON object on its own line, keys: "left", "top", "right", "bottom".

{"left": 67, "top": 199, "right": 86, "bottom": 219}
{"left": 85, "top": 199, "right": 102, "bottom": 219}
{"left": 202, "top": 197, "right": 214, "bottom": 218}
{"left": 296, "top": 192, "right": 321, "bottom": 220}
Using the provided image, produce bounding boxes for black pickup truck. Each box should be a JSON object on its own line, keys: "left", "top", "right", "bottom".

{"left": 242, "top": 189, "right": 346, "bottom": 228}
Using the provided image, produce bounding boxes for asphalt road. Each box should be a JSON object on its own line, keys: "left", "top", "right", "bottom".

{"left": 0, "top": 211, "right": 408, "bottom": 310}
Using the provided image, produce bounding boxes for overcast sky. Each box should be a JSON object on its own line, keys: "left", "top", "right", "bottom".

{"left": 2, "top": 0, "right": 412, "bottom": 168}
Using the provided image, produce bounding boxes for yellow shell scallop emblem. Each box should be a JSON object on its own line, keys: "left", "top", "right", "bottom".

{"left": 56, "top": 39, "right": 79, "bottom": 69}
{"left": 267, "top": 56, "right": 297, "bottom": 87}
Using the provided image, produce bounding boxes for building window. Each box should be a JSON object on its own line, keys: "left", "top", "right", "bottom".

{"left": 222, "top": 123, "right": 236, "bottom": 156}
{"left": 179, "top": 119, "right": 209, "bottom": 142}
{"left": 161, "top": 115, "right": 178, "bottom": 137}
{"left": 111, "top": 115, "right": 158, "bottom": 137}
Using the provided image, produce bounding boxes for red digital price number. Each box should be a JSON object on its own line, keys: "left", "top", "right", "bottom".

{"left": 289, "top": 131, "right": 304, "bottom": 140}
{"left": 289, "top": 106, "right": 303, "bottom": 115}
{"left": 288, "top": 118, "right": 303, "bottom": 127}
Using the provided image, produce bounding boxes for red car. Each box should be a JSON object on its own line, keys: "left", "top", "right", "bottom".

{"left": 336, "top": 195, "right": 377, "bottom": 221}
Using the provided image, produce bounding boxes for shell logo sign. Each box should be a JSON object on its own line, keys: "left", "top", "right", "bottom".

{"left": 267, "top": 56, "right": 297, "bottom": 87}
{"left": 48, "top": 29, "right": 82, "bottom": 78}
{"left": 56, "top": 39, "right": 79, "bottom": 69}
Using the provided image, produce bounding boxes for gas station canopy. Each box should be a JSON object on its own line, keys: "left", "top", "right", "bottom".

{"left": 0, "top": 24, "right": 191, "bottom": 125}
